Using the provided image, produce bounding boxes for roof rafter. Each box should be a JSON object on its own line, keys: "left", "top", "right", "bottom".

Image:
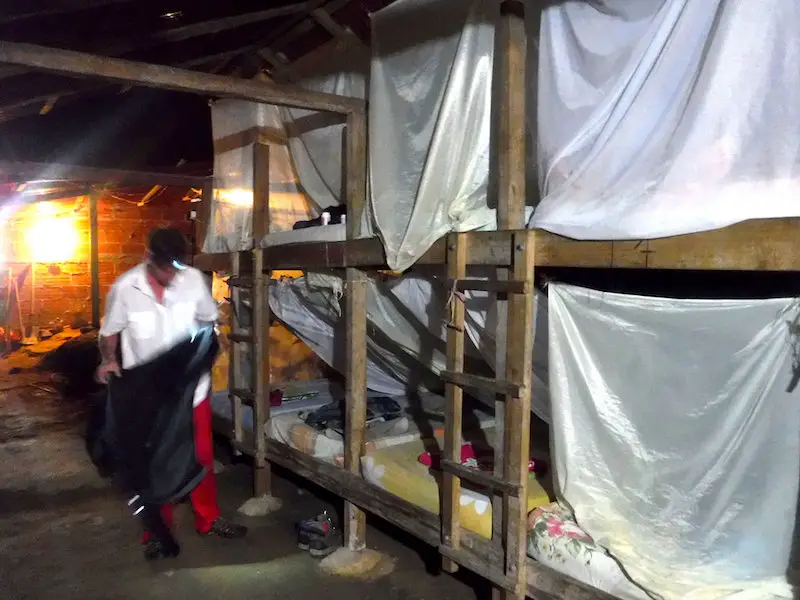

{"left": 0, "top": 41, "right": 364, "bottom": 113}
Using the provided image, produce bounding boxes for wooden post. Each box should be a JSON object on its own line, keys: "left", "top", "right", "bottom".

{"left": 442, "top": 233, "right": 467, "bottom": 573}
{"left": 89, "top": 187, "right": 101, "bottom": 329}
{"left": 344, "top": 109, "right": 368, "bottom": 551}
{"left": 504, "top": 232, "right": 534, "bottom": 597}
{"left": 495, "top": 1, "right": 527, "bottom": 598}
{"left": 252, "top": 140, "right": 271, "bottom": 497}
{"left": 195, "top": 178, "right": 213, "bottom": 257}
{"left": 252, "top": 142, "right": 271, "bottom": 246}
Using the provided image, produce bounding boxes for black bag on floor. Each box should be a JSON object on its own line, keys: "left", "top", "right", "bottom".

{"left": 104, "top": 326, "right": 219, "bottom": 506}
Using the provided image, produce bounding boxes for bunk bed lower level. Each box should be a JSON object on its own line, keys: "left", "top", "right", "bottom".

{"left": 197, "top": 221, "right": 800, "bottom": 600}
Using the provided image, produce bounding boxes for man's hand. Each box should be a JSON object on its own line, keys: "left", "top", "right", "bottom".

{"left": 96, "top": 361, "right": 121, "bottom": 384}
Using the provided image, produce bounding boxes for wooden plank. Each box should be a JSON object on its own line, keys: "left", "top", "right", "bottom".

{"left": 252, "top": 142, "right": 271, "bottom": 243}
{"left": 503, "top": 231, "right": 535, "bottom": 597}
{"left": 341, "top": 82, "right": 369, "bottom": 552}
{"left": 193, "top": 252, "right": 232, "bottom": 273}
{"left": 195, "top": 179, "right": 213, "bottom": 257}
{"left": 451, "top": 278, "right": 527, "bottom": 294}
{"left": 230, "top": 252, "right": 245, "bottom": 453}
{"left": 0, "top": 160, "right": 209, "bottom": 187}
{"left": 344, "top": 267, "right": 368, "bottom": 551}
{"left": 251, "top": 248, "right": 271, "bottom": 496}
{"left": 440, "top": 371, "right": 521, "bottom": 398}
{"left": 89, "top": 189, "right": 100, "bottom": 328}
{"left": 199, "top": 219, "right": 800, "bottom": 273}
{"left": 495, "top": 2, "right": 528, "bottom": 597}
{"left": 311, "top": 8, "right": 350, "bottom": 38}
{"left": 346, "top": 110, "right": 368, "bottom": 238}
{"left": 264, "top": 439, "right": 620, "bottom": 600}
{"left": 439, "top": 545, "right": 518, "bottom": 593}
{"left": 0, "top": 41, "right": 364, "bottom": 114}
{"left": 442, "top": 233, "right": 467, "bottom": 573}
{"left": 251, "top": 137, "right": 271, "bottom": 495}
{"left": 440, "top": 459, "right": 521, "bottom": 496}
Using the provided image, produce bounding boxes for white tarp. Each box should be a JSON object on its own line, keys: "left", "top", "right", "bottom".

{"left": 548, "top": 283, "right": 799, "bottom": 599}
{"left": 532, "top": 0, "right": 800, "bottom": 239}
{"left": 203, "top": 99, "right": 315, "bottom": 253}
{"left": 370, "top": 0, "right": 508, "bottom": 271}
{"left": 268, "top": 270, "right": 551, "bottom": 422}
{"left": 280, "top": 34, "right": 371, "bottom": 235}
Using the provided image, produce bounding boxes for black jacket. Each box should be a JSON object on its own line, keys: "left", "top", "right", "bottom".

{"left": 88, "top": 326, "right": 219, "bottom": 506}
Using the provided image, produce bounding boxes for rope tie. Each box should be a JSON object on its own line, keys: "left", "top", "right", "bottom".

{"left": 443, "top": 278, "right": 466, "bottom": 332}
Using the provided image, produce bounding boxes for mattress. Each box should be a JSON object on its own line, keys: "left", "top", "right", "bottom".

{"left": 361, "top": 431, "right": 550, "bottom": 539}
{"left": 270, "top": 394, "right": 495, "bottom": 465}
{"left": 261, "top": 223, "right": 346, "bottom": 247}
{"left": 212, "top": 384, "right": 496, "bottom": 464}
{"left": 526, "top": 503, "right": 649, "bottom": 600}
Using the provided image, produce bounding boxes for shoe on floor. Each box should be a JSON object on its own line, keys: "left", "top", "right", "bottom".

{"left": 143, "top": 539, "right": 180, "bottom": 561}
{"left": 200, "top": 517, "right": 248, "bottom": 539}
{"left": 308, "top": 535, "right": 338, "bottom": 558}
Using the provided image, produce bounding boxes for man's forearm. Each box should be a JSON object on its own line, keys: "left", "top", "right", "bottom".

{"left": 99, "top": 334, "right": 119, "bottom": 364}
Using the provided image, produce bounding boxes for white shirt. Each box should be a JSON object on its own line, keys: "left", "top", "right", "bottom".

{"left": 99, "top": 263, "right": 219, "bottom": 407}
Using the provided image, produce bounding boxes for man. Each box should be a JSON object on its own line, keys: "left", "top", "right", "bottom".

{"left": 97, "top": 227, "right": 247, "bottom": 560}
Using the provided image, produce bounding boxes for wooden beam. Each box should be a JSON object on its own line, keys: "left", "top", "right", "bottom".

{"left": 154, "top": 5, "right": 314, "bottom": 44}
{"left": 89, "top": 189, "right": 101, "bottom": 328}
{"left": 252, "top": 142, "right": 271, "bottom": 243}
{"left": 495, "top": 3, "right": 528, "bottom": 598}
{"left": 311, "top": 8, "right": 350, "bottom": 38}
{"left": 194, "top": 219, "right": 800, "bottom": 273}
{"left": 264, "top": 439, "right": 620, "bottom": 600}
{"left": 0, "top": 0, "right": 134, "bottom": 25}
{"left": 0, "top": 160, "right": 209, "bottom": 187}
{"left": 0, "top": 41, "right": 364, "bottom": 114}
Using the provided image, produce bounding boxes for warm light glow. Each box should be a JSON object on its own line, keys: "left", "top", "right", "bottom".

{"left": 25, "top": 211, "right": 79, "bottom": 263}
{"left": 216, "top": 188, "right": 253, "bottom": 207}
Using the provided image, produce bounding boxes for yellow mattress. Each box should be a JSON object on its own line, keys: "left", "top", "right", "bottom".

{"left": 361, "top": 434, "right": 551, "bottom": 539}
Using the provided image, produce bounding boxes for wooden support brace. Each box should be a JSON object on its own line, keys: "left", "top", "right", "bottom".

{"left": 252, "top": 139, "right": 271, "bottom": 498}
{"left": 502, "top": 231, "right": 535, "bottom": 597}
{"left": 442, "top": 232, "right": 467, "bottom": 573}
{"left": 440, "top": 371, "right": 522, "bottom": 399}
{"left": 343, "top": 98, "right": 369, "bottom": 553}
{"left": 344, "top": 267, "right": 367, "bottom": 550}
{"left": 0, "top": 41, "right": 364, "bottom": 114}
{"left": 495, "top": 1, "right": 528, "bottom": 598}
{"left": 229, "top": 252, "right": 245, "bottom": 454}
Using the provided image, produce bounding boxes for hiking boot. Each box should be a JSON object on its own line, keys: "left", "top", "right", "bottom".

{"left": 143, "top": 539, "right": 180, "bottom": 561}
{"left": 308, "top": 535, "right": 338, "bottom": 558}
{"left": 296, "top": 511, "right": 339, "bottom": 557}
{"left": 296, "top": 524, "right": 311, "bottom": 550}
{"left": 201, "top": 517, "right": 248, "bottom": 539}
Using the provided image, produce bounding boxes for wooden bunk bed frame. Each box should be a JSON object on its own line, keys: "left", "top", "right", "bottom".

{"left": 1, "top": 6, "right": 797, "bottom": 600}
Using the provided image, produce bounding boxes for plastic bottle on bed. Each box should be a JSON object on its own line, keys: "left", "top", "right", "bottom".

{"left": 321, "top": 211, "right": 331, "bottom": 226}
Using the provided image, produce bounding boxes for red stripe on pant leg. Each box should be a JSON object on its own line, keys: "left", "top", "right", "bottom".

{"left": 190, "top": 397, "right": 221, "bottom": 533}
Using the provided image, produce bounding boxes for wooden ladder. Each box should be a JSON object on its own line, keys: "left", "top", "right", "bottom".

{"left": 439, "top": 231, "right": 536, "bottom": 599}
{"left": 227, "top": 247, "right": 271, "bottom": 496}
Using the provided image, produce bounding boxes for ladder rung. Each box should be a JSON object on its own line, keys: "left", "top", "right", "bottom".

{"left": 440, "top": 459, "right": 521, "bottom": 496}
{"left": 228, "top": 275, "right": 253, "bottom": 288}
{"left": 438, "top": 545, "right": 519, "bottom": 593}
{"left": 228, "top": 332, "right": 254, "bottom": 344}
{"left": 450, "top": 278, "right": 528, "bottom": 294}
{"left": 441, "top": 371, "right": 522, "bottom": 398}
{"left": 230, "top": 388, "right": 254, "bottom": 403}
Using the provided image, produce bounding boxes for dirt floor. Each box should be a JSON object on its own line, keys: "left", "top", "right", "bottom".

{"left": 0, "top": 374, "right": 486, "bottom": 600}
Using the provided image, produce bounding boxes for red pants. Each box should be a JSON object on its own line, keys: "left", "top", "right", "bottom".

{"left": 142, "top": 398, "right": 220, "bottom": 542}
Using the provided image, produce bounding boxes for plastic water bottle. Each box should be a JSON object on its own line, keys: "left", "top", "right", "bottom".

{"left": 321, "top": 211, "right": 330, "bottom": 226}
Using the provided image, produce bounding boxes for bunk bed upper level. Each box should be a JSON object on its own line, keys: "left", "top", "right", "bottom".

{"left": 195, "top": 0, "right": 800, "bottom": 276}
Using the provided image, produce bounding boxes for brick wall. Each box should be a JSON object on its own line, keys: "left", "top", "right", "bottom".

{"left": 2, "top": 191, "right": 191, "bottom": 330}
